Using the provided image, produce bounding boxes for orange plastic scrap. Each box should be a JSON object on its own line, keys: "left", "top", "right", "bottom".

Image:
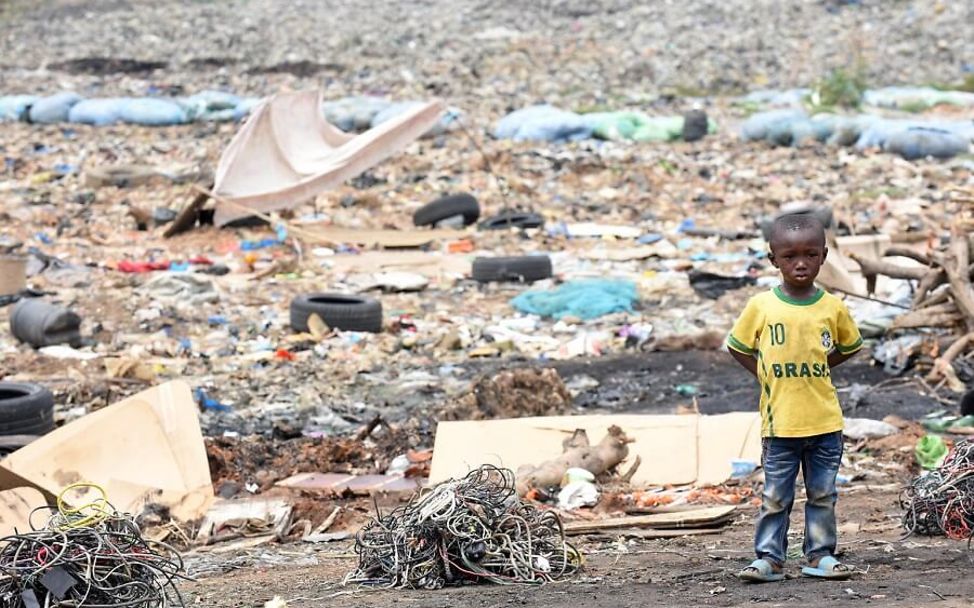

{"left": 632, "top": 490, "right": 675, "bottom": 508}
{"left": 446, "top": 239, "right": 474, "bottom": 253}
{"left": 686, "top": 486, "right": 754, "bottom": 505}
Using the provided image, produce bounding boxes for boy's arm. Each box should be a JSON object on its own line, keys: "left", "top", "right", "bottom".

{"left": 827, "top": 349, "right": 857, "bottom": 368}
{"left": 728, "top": 347, "right": 759, "bottom": 378}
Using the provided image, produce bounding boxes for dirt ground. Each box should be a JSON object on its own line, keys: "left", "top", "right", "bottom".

{"left": 183, "top": 488, "right": 973, "bottom": 608}
{"left": 182, "top": 349, "right": 971, "bottom": 608}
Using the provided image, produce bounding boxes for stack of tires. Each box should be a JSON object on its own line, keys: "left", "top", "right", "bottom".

{"left": 0, "top": 382, "right": 55, "bottom": 455}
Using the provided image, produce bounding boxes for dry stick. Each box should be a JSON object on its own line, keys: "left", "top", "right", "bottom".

{"left": 884, "top": 246, "right": 933, "bottom": 266}
{"left": 926, "top": 332, "right": 974, "bottom": 383}
{"left": 917, "top": 286, "right": 951, "bottom": 310}
{"left": 848, "top": 252, "right": 929, "bottom": 281}
{"left": 827, "top": 286, "right": 911, "bottom": 309}
{"left": 890, "top": 303, "right": 964, "bottom": 330}
{"left": 944, "top": 229, "right": 974, "bottom": 332}
{"left": 912, "top": 268, "right": 947, "bottom": 308}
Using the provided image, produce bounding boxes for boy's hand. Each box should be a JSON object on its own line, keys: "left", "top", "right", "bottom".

{"left": 728, "top": 347, "right": 758, "bottom": 378}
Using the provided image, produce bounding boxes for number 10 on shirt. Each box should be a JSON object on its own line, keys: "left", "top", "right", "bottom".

{"left": 768, "top": 323, "right": 785, "bottom": 346}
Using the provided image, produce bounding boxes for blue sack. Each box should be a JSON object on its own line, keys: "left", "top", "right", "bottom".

{"left": 118, "top": 98, "right": 189, "bottom": 126}
{"left": 322, "top": 96, "right": 392, "bottom": 132}
{"left": 0, "top": 95, "right": 39, "bottom": 121}
{"left": 28, "top": 92, "right": 82, "bottom": 123}
{"left": 370, "top": 100, "right": 461, "bottom": 135}
{"left": 493, "top": 105, "right": 593, "bottom": 142}
{"left": 740, "top": 109, "right": 805, "bottom": 142}
{"left": 68, "top": 98, "right": 129, "bottom": 125}
{"left": 511, "top": 279, "right": 638, "bottom": 320}
{"left": 885, "top": 127, "right": 970, "bottom": 160}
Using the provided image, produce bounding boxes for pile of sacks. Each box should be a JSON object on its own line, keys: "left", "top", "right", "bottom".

{"left": 740, "top": 86, "right": 974, "bottom": 111}
{"left": 0, "top": 90, "right": 262, "bottom": 125}
{"left": 740, "top": 109, "right": 973, "bottom": 160}
{"left": 0, "top": 92, "right": 461, "bottom": 132}
{"left": 492, "top": 105, "right": 715, "bottom": 143}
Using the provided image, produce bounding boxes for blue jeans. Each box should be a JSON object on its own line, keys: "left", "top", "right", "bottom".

{"left": 755, "top": 431, "right": 843, "bottom": 566}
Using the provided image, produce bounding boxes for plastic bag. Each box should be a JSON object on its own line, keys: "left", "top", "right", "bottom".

{"left": 322, "top": 96, "right": 391, "bottom": 132}
{"left": 493, "top": 105, "right": 592, "bottom": 142}
{"left": 0, "top": 95, "right": 38, "bottom": 121}
{"left": 885, "top": 127, "right": 970, "bottom": 160}
{"left": 68, "top": 98, "right": 129, "bottom": 125}
{"left": 117, "top": 98, "right": 189, "bottom": 126}
{"left": 915, "top": 434, "right": 948, "bottom": 470}
{"left": 27, "top": 92, "right": 82, "bottom": 124}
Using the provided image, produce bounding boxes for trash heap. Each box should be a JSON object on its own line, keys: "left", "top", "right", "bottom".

{"left": 344, "top": 465, "right": 581, "bottom": 589}
{"left": 0, "top": 484, "right": 187, "bottom": 607}
{"left": 901, "top": 439, "right": 974, "bottom": 547}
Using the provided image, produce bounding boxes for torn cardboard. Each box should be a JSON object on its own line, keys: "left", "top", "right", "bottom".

{"left": 212, "top": 89, "right": 444, "bottom": 226}
{"left": 0, "top": 381, "right": 213, "bottom": 529}
{"left": 428, "top": 413, "right": 761, "bottom": 487}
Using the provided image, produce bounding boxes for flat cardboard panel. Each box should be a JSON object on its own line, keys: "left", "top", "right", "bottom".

{"left": 0, "top": 381, "right": 213, "bottom": 523}
{"left": 0, "top": 487, "right": 47, "bottom": 536}
{"left": 429, "top": 413, "right": 761, "bottom": 487}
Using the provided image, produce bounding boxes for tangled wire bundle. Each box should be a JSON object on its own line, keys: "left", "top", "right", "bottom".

{"left": 0, "top": 484, "right": 188, "bottom": 607}
{"left": 344, "top": 465, "right": 581, "bottom": 589}
{"left": 901, "top": 439, "right": 974, "bottom": 551}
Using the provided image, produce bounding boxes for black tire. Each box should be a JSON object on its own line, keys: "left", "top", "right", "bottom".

{"left": 290, "top": 294, "right": 383, "bottom": 333}
{"left": 472, "top": 256, "right": 552, "bottom": 283}
{"left": 413, "top": 193, "right": 480, "bottom": 227}
{"left": 0, "top": 382, "right": 55, "bottom": 436}
{"left": 478, "top": 211, "right": 545, "bottom": 231}
{"left": 682, "top": 109, "right": 708, "bottom": 142}
{"left": 9, "top": 299, "right": 82, "bottom": 348}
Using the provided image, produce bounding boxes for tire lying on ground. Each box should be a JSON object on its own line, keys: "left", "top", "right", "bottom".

{"left": 0, "top": 382, "right": 55, "bottom": 436}
{"left": 413, "top": 193, "right": 480, "bottom": 227}
{"left": 290, "top": 294, "right": 383, "bottom": 333}
{"left": 478, "top": 210, "right": 545, "bottom": 231}
{"left": 472, "top": 255, "right": 553, "bottom": 283}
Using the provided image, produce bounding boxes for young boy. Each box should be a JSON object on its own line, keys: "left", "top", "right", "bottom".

{"left": 726, "top": 214, "right": 862, "bottom": 582}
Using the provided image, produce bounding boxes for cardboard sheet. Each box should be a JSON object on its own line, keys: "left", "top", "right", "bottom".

{"left": 0, "top": 381, "right": 213, "bottom": 526}
{"left": 428, "top": 413, "right": 761, "bottom": 487}
{"left": 0, "top": 487, "right": 48, "bottom": 536}
{"left": 212, "top": 90, "right": 444, "bottom": 226}
{"left": 301, "top": 224, "right": 466, "bottom": 249}
{"left": 328, "top": 251, "right": 472, "bottom": 277}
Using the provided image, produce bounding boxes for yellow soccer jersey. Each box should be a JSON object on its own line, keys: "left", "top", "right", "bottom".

{"left": 726, "top": 287, "right": 863, "bottom": 438}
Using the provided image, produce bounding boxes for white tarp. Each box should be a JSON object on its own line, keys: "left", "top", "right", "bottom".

{"left": 213, "top": 90, "right": 444, "bottom": 226}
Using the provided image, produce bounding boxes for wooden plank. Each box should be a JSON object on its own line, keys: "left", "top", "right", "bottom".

{"left": 562, "top": 505, "right": 736, "bottom": 534}
{"left": 568, "top": 527, "right": 722, "bottom": 539}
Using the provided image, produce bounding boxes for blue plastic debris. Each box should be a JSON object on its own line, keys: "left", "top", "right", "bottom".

{"left": 511, "top": 279, "right": 638, "bottom": 320}
{"left": 194, "top": 388, "right": 232, "bottom": 412}
{"left": 493, "top": 105, "right": 593, "bottom": 142}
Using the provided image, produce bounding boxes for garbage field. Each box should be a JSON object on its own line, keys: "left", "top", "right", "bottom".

{"left": 1, "top": 1, "right": 974, "bottom": 607}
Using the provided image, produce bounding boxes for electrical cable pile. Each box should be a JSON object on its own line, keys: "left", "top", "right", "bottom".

{"left": 0, "top": 483, "right": 188, "bottom": 607}
{"left": 901, "top": 439, "right": 974, "bottom": 553}
{"left": 344, "top": 465, "right": 582, "bottom": 589}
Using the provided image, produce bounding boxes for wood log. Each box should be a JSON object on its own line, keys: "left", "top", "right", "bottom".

{"left": 944, "top": 229, "right": 974, "bottom": 332}
{"left": 847, "top": 253, "right": 928, "bottom": 281}
{"left": 916, "top": 288, "right": 951, "bottom": 310}
{"left": 926, "top": 332, "right": 974, "bottom": 383}
{"left": 884, "top": 246, "right": 934, "bottom": 266}
{"left": 891, "top": 303, "right": 964, "bottom": 330}
{"left": 912, "top": 269, "right": 947, "bottom": 308}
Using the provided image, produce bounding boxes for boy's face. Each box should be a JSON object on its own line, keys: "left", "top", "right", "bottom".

{"left": 768, "top": 228, "right": 827, "bottom": 290}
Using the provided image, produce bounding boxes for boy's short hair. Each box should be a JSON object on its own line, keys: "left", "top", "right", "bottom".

{"left": 769, "top": 213, "right": 825, "bottom": 248}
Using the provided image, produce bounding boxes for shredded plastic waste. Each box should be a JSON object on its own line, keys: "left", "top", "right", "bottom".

{"left": 511, "top": 279, "right": 638, "bottom": 320}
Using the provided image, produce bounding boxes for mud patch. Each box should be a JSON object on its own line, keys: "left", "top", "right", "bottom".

{"left": 48, "top": 57, "right": 168, "bottom": 74}
{"left": 248, "top": 60, "right": 344, "bottom": 77}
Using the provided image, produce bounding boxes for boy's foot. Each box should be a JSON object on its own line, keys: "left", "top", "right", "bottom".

{"left": 738, "top": 558, "right": 785, "bottom": 583}
{"left": 801, "top": 555, "right": 853, "bottom": 580}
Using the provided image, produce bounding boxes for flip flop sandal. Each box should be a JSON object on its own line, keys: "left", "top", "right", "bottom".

{"left": 738, "top": 559, "right": 784, "bottom": 583}
{"left": 801, "top": 555, "right": 853, "bottom": 580}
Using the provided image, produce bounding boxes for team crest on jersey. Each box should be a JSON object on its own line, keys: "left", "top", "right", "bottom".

{"left": 821, "top": 329, "right": 833, "bottom": 350}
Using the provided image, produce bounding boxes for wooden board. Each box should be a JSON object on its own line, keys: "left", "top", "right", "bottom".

{"left": 562, "top": 506, "right": 736, "bottom": 535}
